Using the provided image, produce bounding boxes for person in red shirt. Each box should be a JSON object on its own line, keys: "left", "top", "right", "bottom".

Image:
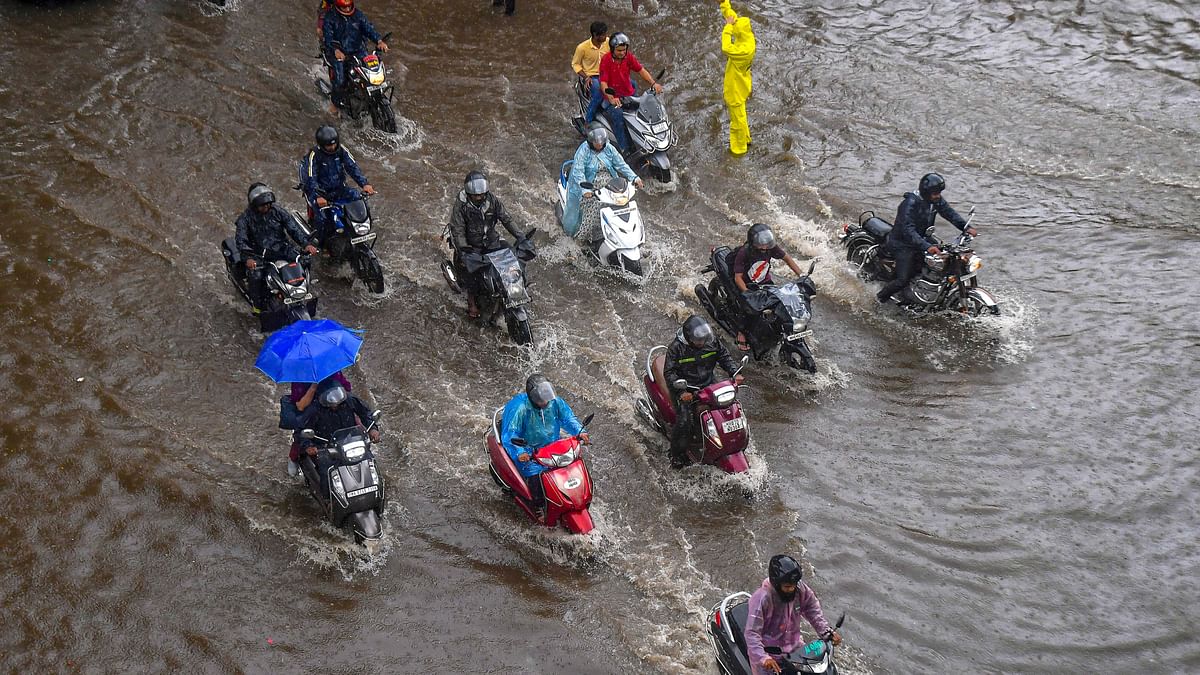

{"left": 598, "top": 32, "right": 663, "bottom": 152}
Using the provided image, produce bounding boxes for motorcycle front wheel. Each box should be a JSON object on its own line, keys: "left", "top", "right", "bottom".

{"left": 371, "top": 99, "right": 398, "bottom": 133}
{"left": 505, "top": 313, "right": 533, "bottom": 345}
{"left": 354, "top": 250, "right": 385, "bottom": 293}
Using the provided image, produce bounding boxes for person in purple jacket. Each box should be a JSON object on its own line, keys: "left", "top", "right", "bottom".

{"left": 744, "top": 554, "right": 842, "bottom": 674}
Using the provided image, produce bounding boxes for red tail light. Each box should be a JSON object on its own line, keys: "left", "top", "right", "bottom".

{"left": 842, "top": 222, "right": 850, "bottom": 234}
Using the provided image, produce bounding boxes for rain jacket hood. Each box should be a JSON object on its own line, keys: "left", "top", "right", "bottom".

{"left": 500, "top": 392, "right": 583, "bottom": 477}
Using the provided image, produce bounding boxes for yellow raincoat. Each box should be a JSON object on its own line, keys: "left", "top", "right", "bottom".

{"left": 720, "top": 0, "right": 756, "bottom": 155}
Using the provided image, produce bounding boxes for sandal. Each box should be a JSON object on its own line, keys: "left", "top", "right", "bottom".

{"left": 466, "top": 306, "right": 481, "bottom": 319}
{"left": 735, "top": 334, "right": 751, "bottom": 352}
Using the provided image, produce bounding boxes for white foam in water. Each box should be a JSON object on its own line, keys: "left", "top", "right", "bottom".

{"left": 198, "top": 0, "right": 238, "bottom": 17}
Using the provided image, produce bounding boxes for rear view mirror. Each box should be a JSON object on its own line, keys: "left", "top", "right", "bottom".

{"left": 300, "top": 429, "right": 317, "bottom": 439}
{"left": 510, "top": 437, "right": 527, "bottom": 447}
{"left": 673, "top": 378, "right": 689, "bottom": 391}
{"left": 579, "top": 182, "right": 595, "bottom": 191}
{"left": 835, "top": 613, "right": 846, "bottom": 629}
{"left": 740, "top": 355, "right": 750, "bottom": 366}
{"left": 807, "top": 259, "right": 818, "bottom": 275}
{"left": 580, "top": 413, "right": 595, "bottom": 428}
{"left": 372, "top": 410, "right": 383, "bottom": 420}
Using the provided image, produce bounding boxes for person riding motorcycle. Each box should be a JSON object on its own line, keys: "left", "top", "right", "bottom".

{"left": 730, "top": 223, "right": 808, "bottom": 351}
{"left": 448, "top": 171, "right": 529, "bottom": 319}
{"left": 499, "top": 375, "right": 589, "bottom": 513}
{"left": 663, "top": 315, "right": 742, "bottom": 468}
{"left": 745, "top": 554, "right": 842, "bottom": 675}
{"left": 299, "top": 125, "right": 376, "bottom": 243}
{"left": 286, "top": 372, "right": 353, "bottom": 477}
{"left": 571, "top": 21, "right": 610, "bottom": 126}
{"left": 597, "top": 32, "right": 664, "bottom": 152}
{"left": 321, "top": 0, "right": 388, "bottom": 108}
{"left": 234, "top": 183, "right": 319, "bottom": 311}
{"left": 561, "top": 128, "right": 643, "bottom": 237}
{"left": 297, "top": 384, "right": 380, "bottom": 493}
{"left": 876, "top": 173, "right": 977, "bottom": 304}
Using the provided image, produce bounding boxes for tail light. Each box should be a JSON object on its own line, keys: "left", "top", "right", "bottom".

{"left": 842, "top": 222, "right": 850, "bottom": 234}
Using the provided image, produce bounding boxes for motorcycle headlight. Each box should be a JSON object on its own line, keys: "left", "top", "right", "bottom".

{"left": 702, "top": 415, "right": 723, "bottom": 449}
{"left": 290, "top": 285, "right": 308, "bottom": 298}
{"left": 353, "top": 222, "right": 371, "bottom": 235}
{"left": 968, "top": 255, "right": 983, "bottom": 273}
{"left": 792, "top": 318, "right": 809, "bottom": 333}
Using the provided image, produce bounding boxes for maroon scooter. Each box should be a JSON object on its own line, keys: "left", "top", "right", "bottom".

{"left": 635, "top": 347, "right": 751, "bottom": 473}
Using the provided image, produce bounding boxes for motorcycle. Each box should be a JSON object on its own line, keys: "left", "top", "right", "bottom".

{"left": 297, "top": 410, "right": 386, "bottom": 550}
{"left": 634, "top": 348, "right": 752, "bottom": 473}
{"left": 571, "top": 72, "right": 677, "bottom": 183}
{"left": 294, "top": 191, "right": 385, "bottom": 294}
{"left": 554, "top": 162, "right": 646, "bottom": 276}
{"left": 439, "top": 230, "right": 539, "bottom": 345}
{"left": 841, "top": 208, "right": 1000, "bottom": 316}
{"left": 696, "top": 247, "right": 819, "bottom": 373}
{"left": 316, "top": 32, "right": 397, "bottom": 133}
{"left": 219, "top": 237, "right": 318, "bottom": 333}
{"left": 708, "top": 591, "right": 847, "bottom": 675}
{"left": 486, "top": 410, "right": 596, "bottom": 535}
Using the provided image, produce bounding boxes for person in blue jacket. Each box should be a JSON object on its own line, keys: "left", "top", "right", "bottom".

{"left": 322, "top": 0, "right": 388, "bottom": 107}
{"left": 299, "top": 125, "right": 376, "bottom": 242}
{"left": 500, "top": 374, "right": 590, "bottom": 513}
{"left": 561, "top": 128, "right": 643, "bottom": 237}
{"left": 876, "top": 173, "right": 977, "bottom": 304}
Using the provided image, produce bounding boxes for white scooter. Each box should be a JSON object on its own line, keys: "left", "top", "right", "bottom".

{"left": 554, "top": 160, "right": 646, "bottom": 277}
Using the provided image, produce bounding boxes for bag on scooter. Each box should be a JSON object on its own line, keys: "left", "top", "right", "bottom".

{"left": 278, "top": 395, "right": 302, "bottom": 430}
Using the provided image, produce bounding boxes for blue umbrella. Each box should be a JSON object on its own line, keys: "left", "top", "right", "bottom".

{"left": 255, "top": 319, "right": 364, "bottom": 384}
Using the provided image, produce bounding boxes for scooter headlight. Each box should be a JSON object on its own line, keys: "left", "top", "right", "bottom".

{"left": 331, "top": 471, "right": 345, "bottom": 496}
{"left": 702, "top": 414, "right": 723, "bottom": 449}
{"left": 968, "top": 255, "right": 983, "bottom": 273}
{"left": 614, "top": 194, "right": 629, "bottom": 206}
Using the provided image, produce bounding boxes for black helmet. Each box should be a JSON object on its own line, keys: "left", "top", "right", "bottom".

{"left": 586, "top": 127, "right": 608, "bottom": 150}
{"left": 747, "top": 223, "right": 776, "bottom": 249}
{"left": 682, "top": 315, "right": 715, "bottom": 349}
{"left": 768, "top": 554, "right": 803, "bottom": 599}
{"left": 247, "top": 182, "right": 276, "bottom": 208}
{"left": 315, "top": 125, "right": 339, "bottom": 153}
{"left": 319, "top": 384, "right": 348, "bottom": 408}
{"left": 918, "top": 173, "right": 946, "bottom": 200}
{"left": 464, "top": 171, "right": 489, "bottom": 197}
{"left": 525, "top": 374, "right": 557, "bottom": 409}
{"left": 609, "top": 32, "right": 630, "bottom": 51}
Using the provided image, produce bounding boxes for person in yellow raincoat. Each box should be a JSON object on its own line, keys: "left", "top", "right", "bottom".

{"left": 720, "top": 0, "right": 756, "bottom": 155}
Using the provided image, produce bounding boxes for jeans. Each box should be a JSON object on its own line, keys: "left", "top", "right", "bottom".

{"left": 328, "top": 50, "right": 367, "bottom": 103}
{"left": 603, "top": 102, "right": 630, "bottom": 152}
{"left": 876, "top": 249, "right": 924, "bottom": 302}
{"left": 583, "top": 76, "right": 603, "bottom": 123}
{"left": 523, "top": 473, "right": 545, "bottom": 508}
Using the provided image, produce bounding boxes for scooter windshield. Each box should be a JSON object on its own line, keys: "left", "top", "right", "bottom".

{"left": 767, "top": 283, "right": 810, "bottom": 322}
{"left": 637, "top": 94, "right": 665, "bottom": 124}
{"left": 487, "top": 247, "right": 530, "bottom": 305}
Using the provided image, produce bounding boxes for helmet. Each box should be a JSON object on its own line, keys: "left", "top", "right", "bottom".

{"left": 682, "top": 315, "right": 715, "bottom": 349}
{"left": 247, "top": 182, "right": 276, "bottom": 208}
{"left": 315, "top": 125, "right": 339, "bottom": 153}
{"left": 464, "top": 171, "right": 489, "bottom": 197}
{"left": 609, "top": 32, "right": 630, "bottom": 52}
{"left": 747, "top": 223, "right": 776, "bottom": 249}
{"left": 768, "top": 554, "right": 803, "bottom": 600}
{"left": 334, "top": 0, "right": 354, "bottom": 15}
{"left": 319, "top": 384, "right": 348, "bottom": 408}
{"left": 586, "top": 127, "right": 608, "bottom": 150}
{"left": 918, "top": 173, "right": 946, "bottom": 200}
{"left": 525, "top": 374, "right": 557, "bottom": 409}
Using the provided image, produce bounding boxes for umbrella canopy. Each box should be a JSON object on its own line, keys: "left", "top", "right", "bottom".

{"left": 255, "top": 319, "right": 363, "bottom": 384}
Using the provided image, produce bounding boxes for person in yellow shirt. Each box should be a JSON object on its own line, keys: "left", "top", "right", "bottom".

{"left": 720, "top": 0, "right": 756, "bottom": 155}
{"left": 571, "top": 22, "right": 610, "bottom": 125}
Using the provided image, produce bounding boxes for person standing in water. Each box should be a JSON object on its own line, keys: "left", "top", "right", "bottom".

{"left": 719, "top": 0, "right": 756, "bottom": 155}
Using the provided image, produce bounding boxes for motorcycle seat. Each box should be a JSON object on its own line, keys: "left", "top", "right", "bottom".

{"left": 862, "top": 216, "right": 892, "bottom": 241}
{"left": 712, "top": 245, "right": 737, "bottom": 287}
{"left": 726, "top": 600, "right": 751, "bottom": 656}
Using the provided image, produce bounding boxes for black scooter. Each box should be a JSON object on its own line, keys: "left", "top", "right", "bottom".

{"left": 695, "top": 246, "right": 819, "bottom": 373}
{"left": 219, "top": 239, "right": 317, "bottom": 332}
{"left": 708, "top": 591, "right": 846, "bottom": 675}
{"left": 440, "top": 230, "right": 538, "bottom": 345}
{"left": 298, "top": 411, "right": 386, "bottom": 551}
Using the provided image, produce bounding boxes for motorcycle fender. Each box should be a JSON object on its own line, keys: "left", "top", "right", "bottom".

{"left": 648, "top": 151, "right": 670, "bottom": 171}
{"left": 783, "top": 338, "right": 813, "bottom": 360}
{"left": 510, "top": 307, "right": 529, "bottom": 322}
{"left": 560, "top": 509, "right": 594, "bottom": 535}
{"left": 715, "top": 452, "right": 750, "bottom": 474}
{"left": 843, "top": 233, "right": 878, "bottom": 251}
{"left": 968, "top": 288, "right": 999, "bottom": 307}
{"left": 351, "top": 510, "right": 382, "bottom": 541}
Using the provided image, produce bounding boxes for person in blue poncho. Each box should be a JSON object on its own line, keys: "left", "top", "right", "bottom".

{"left": 500, "top": 374, "right": 590, "bottom": 512}
{"left": 560, "top": 128, "right": 643, "bottom": 237}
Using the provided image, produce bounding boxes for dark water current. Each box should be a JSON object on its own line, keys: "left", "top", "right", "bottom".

{"left": 1, "top": 0, "right": 1198, "bottom": 672}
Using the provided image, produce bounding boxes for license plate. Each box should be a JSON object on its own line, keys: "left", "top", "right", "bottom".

{"left": 283, "top": 296, "right": 308, "bottom": 305}
{"left": 346, "top": 486, "right": 378, "bottom": 498}
{"left": 722, "top": 417, "right": 746, "bottom": 433}
{"left": 351, "top": 233, "right": 377, "bottom": 245}
{"left": 787, "top": 330, "right": 813, "bottom": 342}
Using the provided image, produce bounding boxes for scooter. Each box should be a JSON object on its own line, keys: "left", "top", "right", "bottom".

{"left": 294, "top": 192, "right": 385, "bottom": 293}
{"left": 297, "top": 410, "right": 386, "bottom": 550}
{"left": 708, "top": 591, "right": 847, "bottom": 675}
{"left": 316, "top": 32, "right": 398, "bottom": 133}
{"left": 634, "top": 348, "right": 751, "bottom": 473}
{"left": 440, "top": 230, "right": 539, "bottom": 345}
{"left": 554, "top": 162, "right": 646, "bottom": 276}
{"left": 219, "top": 238, "right": 318, "bottom": 332}
{"left": 572, "top": 72, "right": 677, "bottom": 183}
{"left": 486, "top": 410, "right": 596, "bottom": 534}
{"left": 696, "top": 248, "right": 819, "bottom": 372}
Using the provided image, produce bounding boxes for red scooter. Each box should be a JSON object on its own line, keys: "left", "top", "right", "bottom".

{"left": 486, "top": 410, "right": 596, "bottom": 534}
{"left": 635, "top": 347, "right": 751, "bottom": 473}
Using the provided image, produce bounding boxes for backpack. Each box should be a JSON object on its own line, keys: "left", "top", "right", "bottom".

{"left": 278, "top": 395, "right": 302, "bottom": 430}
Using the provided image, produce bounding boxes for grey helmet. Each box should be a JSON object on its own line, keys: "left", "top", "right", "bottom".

{"left": 586, "top": 127, "right": 608, "bottom": 150}
{"left": 525, "top": 373, "right": 557, "bottom": 409}
{"left": 918, "top": 173, "right": 946, "bottom": 200}
{"left": 319, "top": 384, "right": 348, "bottom": 408}
{"left": 682, "top": 315, "right": 715, "bottom": 349}
{"left": 247, "top": 182, "right": 276, "bottom": 208}
{"left": 747, "top": 223, "right": 776, "bottom": 249}
{"left": 464, "top": 171, "right": 489, "bottom": 197}
{"left": 608, "top": 32, "right": 630, "bottom": 52}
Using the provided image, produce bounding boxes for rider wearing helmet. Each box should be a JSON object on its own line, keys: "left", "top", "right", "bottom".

{"left": 597, "top": 32, "right": 664, "bottom": 152}
{"left": 499, "top": 375, "right": 589, "bottom": 512}
{"left": 448, "top": 170, "right": 528, "bottom": 318}
{"left": 744, "top": 554, "right": 842, "bottom": 675}
{"left": 561, "top": 127, "right": 644, "bottom": 237}
{"left": 730, "top": 223, "right": 809, "bottom": 351}
{"left": 321, "top": 0, "right": 388, "bottom": 108}
{"left": 299, "top": 125, "right": 376, "bottom": 243}
{"left": 663, "top": 315, "right": 742, "bottom": 468}
{"left": 876, "top": 173, "right": 976, "bottom": 304}
{"left": 297, "top": 383, "right": 380, "bottom": 493}
{"left": 234, "top": 182, "right": 319, "bottom": 310}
